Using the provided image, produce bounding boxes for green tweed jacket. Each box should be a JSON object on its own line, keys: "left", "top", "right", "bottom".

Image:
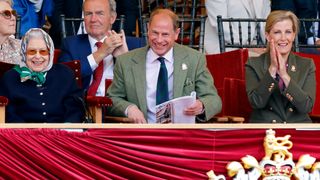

{"left": 107, "top": 43, "right": 222, "bottom": 122}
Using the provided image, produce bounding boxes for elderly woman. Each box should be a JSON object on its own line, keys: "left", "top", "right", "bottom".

{"left": 0, "top": 28, "right": 84, "bottom": 123}
{"left": 245, "top": 10, "right": 316, "bottom": 123}
{"left": 0, "top": 0, "right": 21, "bottom": 64}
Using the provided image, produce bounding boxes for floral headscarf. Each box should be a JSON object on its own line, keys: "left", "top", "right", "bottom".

{"left": 14, "top": 28, "right": 55, "bottom": 85}
{"left": 20, "top": 28, "right": 55, "bottom": 71}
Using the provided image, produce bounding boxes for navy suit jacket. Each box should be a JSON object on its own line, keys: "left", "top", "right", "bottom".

{"left": 58, "top": 34, "right": 146, "bottom": 90}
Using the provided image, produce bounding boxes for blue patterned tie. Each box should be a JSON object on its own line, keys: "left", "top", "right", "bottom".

{"left": 156, "top": 57, "right": 169, "bottom": 105}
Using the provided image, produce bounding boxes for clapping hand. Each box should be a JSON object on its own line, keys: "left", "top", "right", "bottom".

{"left": 112, "top": 30, "right": 129, "bottom": 57}
{"left": 269, "top": 39, "right": 291, "bottom": 86}
{"left": 93, "top": 30, "right": 127, "bottom": 63}
{"left": 103, "top": 30, "right": 123, "bottom": 54}
{"left": 269, "top": 39, "right": 279, "bottom": 77}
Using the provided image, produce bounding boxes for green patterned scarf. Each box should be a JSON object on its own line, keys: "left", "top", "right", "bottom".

{"left": 14, "top": 65, "right": 46, "bottom": 85}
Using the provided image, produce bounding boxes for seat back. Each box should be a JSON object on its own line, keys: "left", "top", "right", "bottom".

{"left": 294, "top": 52, "right": 320, "bottom": 115}
{"left": 206, "top": 49, "right": 249, "bottom": 117}
{"left": 222, "top": 78, "right": 251, "bottom": 122}
{"left": 206, "top": 49, "right": 249, "bottom": 90}
{"left": 60, "top": 14, "right": 126, "bottom": 39}
{"left": 141, "top": 15, "right": 207, "bottom": 52}
{"left": 126, "top": 36, "right": 147, "bottom": 50}
{"left": 53, "top": 49, "right": 61, "bottom": 63}
{"left": 54, "top": 49, "right": 80, "bottom": 86}
{"left": 60, "top": 60, "right": 82, "bottom": 88}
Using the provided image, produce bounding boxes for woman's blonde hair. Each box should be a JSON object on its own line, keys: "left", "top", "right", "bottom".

{"left": 0, "top": 0, "right": 13, "bottom": 7}
{"left": 265, "top": 10, "right": 299, "bottom": 34}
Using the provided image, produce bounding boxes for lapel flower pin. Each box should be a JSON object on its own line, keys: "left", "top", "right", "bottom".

{"left": 182, "top": 63, "right": 187, "bottom": 70}
{"left": 291, "top": 65, "right": 296, "bottom": 72}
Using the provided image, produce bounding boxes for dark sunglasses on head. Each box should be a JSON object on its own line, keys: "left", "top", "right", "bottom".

{"left": 26, "top": 49, "right": 50, "bottom": 56}
{"left": 0, "top": 10, "right": 17, "bottom": 19}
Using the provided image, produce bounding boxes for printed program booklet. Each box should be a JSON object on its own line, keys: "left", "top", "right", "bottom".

{"left": 155, "top": 91, "right": 196, "bottom": 123}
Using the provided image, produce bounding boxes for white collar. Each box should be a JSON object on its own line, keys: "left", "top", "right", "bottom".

{"left": 148, "top": 47, "right": 174, "bottom": 63}
{"left": 88, "top": 35, "right": 107, "bottom": 49}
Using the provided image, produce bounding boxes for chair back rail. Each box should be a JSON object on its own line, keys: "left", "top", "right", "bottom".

{"left": 217, "top": 16, "right": 320, "bottom": 53}
{"left": 15, "top": 15, "right": 21, "bottom": 39}
{"left": 138, "top": 0, "right": 205, "bottom": 37}
{"left": 60, "top": 14, "right": 125, "bottom": 40}
{"left": 140, "top": 0, "right": 205, "bottom": 17}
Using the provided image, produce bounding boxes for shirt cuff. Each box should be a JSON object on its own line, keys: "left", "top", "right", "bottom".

{"left": 87, "top": 54, "right": 99, "bottom": 71}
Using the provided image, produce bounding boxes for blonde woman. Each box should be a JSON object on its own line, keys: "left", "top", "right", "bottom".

{"left": 246, "top": 10, "right": 316, "bottom": 123}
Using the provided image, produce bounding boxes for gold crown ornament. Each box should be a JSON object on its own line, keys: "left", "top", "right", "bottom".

{"left": 207, "top": 129, "right": 320, "bottom": 180}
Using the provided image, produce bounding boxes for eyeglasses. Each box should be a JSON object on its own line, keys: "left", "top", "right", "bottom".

{"left": 26, "top": 49, "right": 50, "bottom": 56}
{"left": 0, "top": 10, "right": 17, "bottom": 19}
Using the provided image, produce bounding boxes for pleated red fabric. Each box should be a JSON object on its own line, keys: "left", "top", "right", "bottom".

{"left": 0, "top": 128, "right": 318, "bottom": 179}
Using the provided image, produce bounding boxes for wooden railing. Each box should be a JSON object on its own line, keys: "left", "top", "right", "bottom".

{"left": 0, "top": 123, "right": 319, "bottom": 129}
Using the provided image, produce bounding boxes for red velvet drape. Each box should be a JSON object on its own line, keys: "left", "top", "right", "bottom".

{"left": 0, "top": 128, "right": 319, "bottom": 179}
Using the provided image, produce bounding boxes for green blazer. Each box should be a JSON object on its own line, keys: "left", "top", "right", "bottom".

{"left": 245, "top": 52, "right": 316, "bottom": 123}
{"left": 107, "top": 43, "right": 222, "bottom": 122}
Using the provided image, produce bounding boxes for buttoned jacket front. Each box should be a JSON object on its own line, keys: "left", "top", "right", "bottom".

{"left": 245, "top": 52, "right": 316, "bottom": 123}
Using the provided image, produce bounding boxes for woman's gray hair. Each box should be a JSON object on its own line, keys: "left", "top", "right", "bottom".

{"left": 21, "top": 28, "right": 55, "bottom": 72}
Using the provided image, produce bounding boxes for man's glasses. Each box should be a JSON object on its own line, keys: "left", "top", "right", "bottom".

{"left": 0, "top": 10, "right": 17, "bottom": 19}
{"left": 26, "top": 49, "right": 50, "bottom": 56}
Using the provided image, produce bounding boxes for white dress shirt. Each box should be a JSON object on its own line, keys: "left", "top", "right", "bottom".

{"left": 87, "top": 35, "right": 114, "bottom": 96}
{"left": 30, "top": 0, "right": 43, "bottom": 12}
{"left": 146, "top": 48, "right": 174, "bottom": 123}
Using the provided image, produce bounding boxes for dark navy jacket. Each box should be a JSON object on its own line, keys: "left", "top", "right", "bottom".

{"left": 58, "top": 34, "right": 146, "bottom": 90}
